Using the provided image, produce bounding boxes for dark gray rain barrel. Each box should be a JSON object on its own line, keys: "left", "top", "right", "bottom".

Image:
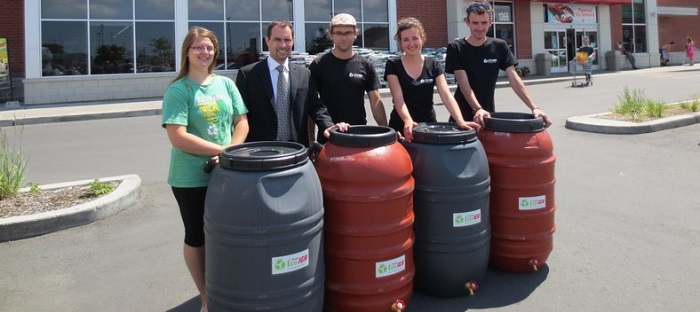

{"left": 204, "top": 141, "right": 324, "bottom": 311}
{"left": 401, "top": 123, "right": 491, "bottom": 297}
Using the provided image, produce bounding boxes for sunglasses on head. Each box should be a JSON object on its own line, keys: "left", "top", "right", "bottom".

{"left": 467, "top": 1, "right": 491, "bottom": 13}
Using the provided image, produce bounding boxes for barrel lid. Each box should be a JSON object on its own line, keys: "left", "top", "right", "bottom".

{"left": 411, "top": 122, "right": 477, "bottom": 144}
{"left": 219, "top": 141, "right": 308, "bottom": 171}
{"left": 484, "top": 112, "right": 545, "bottom": 133}
{"left": 329, "top": 125, "right": 397, "bottom": 147}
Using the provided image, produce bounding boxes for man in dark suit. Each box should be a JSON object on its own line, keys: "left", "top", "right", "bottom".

{"left": 235, "top": 20, "right": 346, "bottom": 146}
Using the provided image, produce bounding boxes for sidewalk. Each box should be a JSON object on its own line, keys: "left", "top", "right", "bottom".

{"left": 0, "top": 73, "right": 572, "bottom": 127}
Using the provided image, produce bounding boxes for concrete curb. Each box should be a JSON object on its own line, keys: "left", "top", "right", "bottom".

{"left": 565, "top": 111, "right": 700, "bottom": 134}
{"left": 0, "top": 108, "right": 162, "bottom": 127}
{"left": 0, "top": 174, "right": 142, "bottom": 242}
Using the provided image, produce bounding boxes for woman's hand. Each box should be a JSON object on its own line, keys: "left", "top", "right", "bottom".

{"left": 473, "top": 109, "right": 490, "bottom": 127}
{"left": 402, "top": 121, "right": 418, "bottom": 142}
{"left": 322, "top": 122, "right": 350, "bottom": 138}
{"left": 456, "top": 120, "right": 481, "bottom": 131}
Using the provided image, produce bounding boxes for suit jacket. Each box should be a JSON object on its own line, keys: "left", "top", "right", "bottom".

{"left": 235, "top": 57, "right": 333, "bottom": 146}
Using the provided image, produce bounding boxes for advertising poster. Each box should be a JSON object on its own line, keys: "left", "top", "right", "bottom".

{"left": 0, "top": 38, "right": 10, "bottom": 92}
{"left": 546, "top": 4, "right": 597, "bottom": 24}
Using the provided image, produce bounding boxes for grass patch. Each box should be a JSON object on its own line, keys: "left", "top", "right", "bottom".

{"left": 0, "top": 127, "right": 28, "bottom": 200}
{"left": 604, "top": 87, "right": 699, "bottom": 122}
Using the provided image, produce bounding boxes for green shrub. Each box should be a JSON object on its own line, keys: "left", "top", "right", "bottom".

{"left": 28, "top": 182, "right": 41, "bottom": 195}
{"left": 613, "top": 86, "right": 646, "bottom": 120}
{"left": 0, "top": 128, "right": 28, "bottom": 199}
{"left": 89, "top": 179, "right": 115, "bottom": 197}
{"left": 644, "top": 100, "right": 667, "bottom": 118}
{"left": 680, "top": 98, "right": 699, "bottom": 112}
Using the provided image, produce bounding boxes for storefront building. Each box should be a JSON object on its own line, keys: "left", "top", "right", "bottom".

{"left": 0, "top": 0, "right": 697, "bottom": 105}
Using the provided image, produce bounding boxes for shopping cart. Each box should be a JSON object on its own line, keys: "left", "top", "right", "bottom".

{"left": 569, "top": 52, "right": 593, "bottom": 87}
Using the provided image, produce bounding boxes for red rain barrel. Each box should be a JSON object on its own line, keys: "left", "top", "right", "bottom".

{"left": 478, "top": 112, "right": 556, "bottom": 273}
{"left": 402, "top": 123, "right": 490, "bottom": 297}
{"left": 204, "top": 142, "right": 324, "bottom": 311}
{"left": 314, "top": 126, "right": 415, "bottom": 312}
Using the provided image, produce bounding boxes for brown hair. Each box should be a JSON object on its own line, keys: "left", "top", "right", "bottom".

{"left": 267, "top": 20, "right": 294, "bottom": 38}
{"left": 172, "top": 26, "right": 220, "bottom": 83}
{"left": 394, "top": 17, "right": 426, "bottom": 52}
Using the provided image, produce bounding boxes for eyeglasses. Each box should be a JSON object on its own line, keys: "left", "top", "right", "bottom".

{"left": 332, "top": 31, "right": 356, "bottom": 38}
{"left": 190, "top": 45, "right": 216, "bottom": 52}
{"left": 466, "top": 1, "right": 492, "bottom": 13}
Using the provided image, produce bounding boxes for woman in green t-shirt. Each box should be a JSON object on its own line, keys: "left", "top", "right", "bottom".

{"left": 161, "top": 26, "right": 249, "bottom": 312}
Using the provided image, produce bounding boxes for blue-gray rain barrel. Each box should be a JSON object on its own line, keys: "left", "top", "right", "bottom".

{"left": 204, "top": 141, "right": 324, "bottom": 311}
{"left": 401, "top": 123, "right": 491, "bottom": 297}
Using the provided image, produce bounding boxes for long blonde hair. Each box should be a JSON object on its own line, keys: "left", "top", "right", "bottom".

{"left": 172, "top": 26, "right": 220, "bottom": 82}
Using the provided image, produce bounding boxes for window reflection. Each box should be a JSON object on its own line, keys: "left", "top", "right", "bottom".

{"left": 261, "top": 0, "right": 293, "bottom": 21}
{"left": 226, "top": 22, "right": 261, "bottom": 70}
{"left": 41, "top": 21, "right": 88, "bottom": 76}
{"left": 334, "top": 0, "right": 361, "bottom": 18}
{"left": 189, "top": 0, "right": 224, "bottom": 20}
{"left": 362, "top": 24, "right": 388, "bottom": 49}
{"left": 41, "top": 0, "right": 86, "bottom": 19}
{"left": 90, "top": 0, "right": 132, "bottom": 19}
{"left": 136, "top": 0, "right": 175, "bottom": 20}
{"left": 90, "top": 22, "right": 134, "bottom": 74}
{"left": 306, "top": 23, "right": 332, "bottom": 54}
{"left": 226, "top": 0, "right": 259, "bottom": 20}
{"left": 305, "top": 0, "right": 332, "bottom": 21}
{"left": 136, "top": 22, "right": 175, "bottom": 73}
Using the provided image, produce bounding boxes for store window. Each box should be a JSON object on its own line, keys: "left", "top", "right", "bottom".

{"left": 40, "top": 0, "right": 175, "bottom": 76}
{"left": 621, "top": 0, "right": 646, "bottom": 53}
{"left": 487, "top": 2, "right": 515, "bottom": 55}
{"left": 304, "top": 0, "right": 390, "bottom": 54}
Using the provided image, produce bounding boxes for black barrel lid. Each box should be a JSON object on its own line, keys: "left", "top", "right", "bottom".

{"left": 411, "top": 122, "right": 477, "bottom": 144}
{"left": 484, "top": 112, "right": 545, "bottom": 133}
{"left": 219, "top": 141, "right": 308, "bottom": 171}
{"left": 329, "top": 125, "right": 397, "bottom": 147}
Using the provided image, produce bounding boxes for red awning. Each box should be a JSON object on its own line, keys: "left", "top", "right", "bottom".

{"left": 529, "top": 0, "right": 631, "bottom": 4}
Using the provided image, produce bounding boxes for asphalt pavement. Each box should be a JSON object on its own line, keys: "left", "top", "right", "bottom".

{"left": 1, "top": 65, "right": 700, "bottom": 312}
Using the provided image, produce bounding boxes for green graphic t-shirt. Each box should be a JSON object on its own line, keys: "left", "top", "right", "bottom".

{"left": 162, "top": 75, "right": 247, "bottom": 187}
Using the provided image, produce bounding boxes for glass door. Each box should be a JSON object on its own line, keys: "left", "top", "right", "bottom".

{"left": 544, "top": 31, "right": 568, "bottom": 73}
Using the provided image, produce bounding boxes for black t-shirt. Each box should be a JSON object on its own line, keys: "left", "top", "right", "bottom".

{"left": 384, "top": 56, "right": 442, "bottom": 132}
{"left": 308, "top": 52, "right": 380, "bottom": 126}
{"left": 445, "top": 37, "right": 516, "bottom": 121}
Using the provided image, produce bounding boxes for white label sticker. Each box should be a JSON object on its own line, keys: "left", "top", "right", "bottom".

{"left": 519, "top": 195, "right": 546, "bottom": 210}
{"left": 271, "top": 249, "right": 309, "bottom": 275}
{"left": 453, "top": 209, "right": 482, "bottom": 227}
{"left": 375, "top": 255, "right": 406, "bottom": 278}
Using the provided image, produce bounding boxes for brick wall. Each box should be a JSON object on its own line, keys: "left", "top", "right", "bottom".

{"left": 397, "top": 0, "right": 448, "bottom": 49}
{"left": 657, "top": 0, "right": 700, "bottom": 52}
{"left": 0, "top": 0, "right": 26, "bottom": 77}
{"left": 514, "top": 1, "right": 532, "bottom": 59}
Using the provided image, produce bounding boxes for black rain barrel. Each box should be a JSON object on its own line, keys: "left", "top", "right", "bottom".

{"left": 204, "top": 141, "right": 324, "bottom": 311}
{"left": 402, "top": 122, "right": 491, "bottom": 297}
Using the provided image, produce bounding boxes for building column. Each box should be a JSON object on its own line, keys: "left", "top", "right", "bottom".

{"left": 446, "top": 0, "right": 469, "bottom": 42}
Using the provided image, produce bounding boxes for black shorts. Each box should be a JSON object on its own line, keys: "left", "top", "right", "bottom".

{"left": 171, "top": 186, "right": 208, "bottom": 247}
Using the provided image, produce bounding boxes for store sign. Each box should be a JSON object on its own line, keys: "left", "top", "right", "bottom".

{"left": 546, "top": 4, "right": 597, "bottom": 24}
{"left": 0, "top": 38, "right": 10, "bottom": 92}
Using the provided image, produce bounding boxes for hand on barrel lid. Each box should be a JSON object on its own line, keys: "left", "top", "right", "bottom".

{"left": 323, "top": 122, "right": 350, "bottom": 138}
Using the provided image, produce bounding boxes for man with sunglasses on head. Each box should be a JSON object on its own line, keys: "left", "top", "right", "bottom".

{"left": 308, "top": 13, "right": 388, "bottom": 143}
{"left": 446, "top": 1, "right": 552, "bottom": 128}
